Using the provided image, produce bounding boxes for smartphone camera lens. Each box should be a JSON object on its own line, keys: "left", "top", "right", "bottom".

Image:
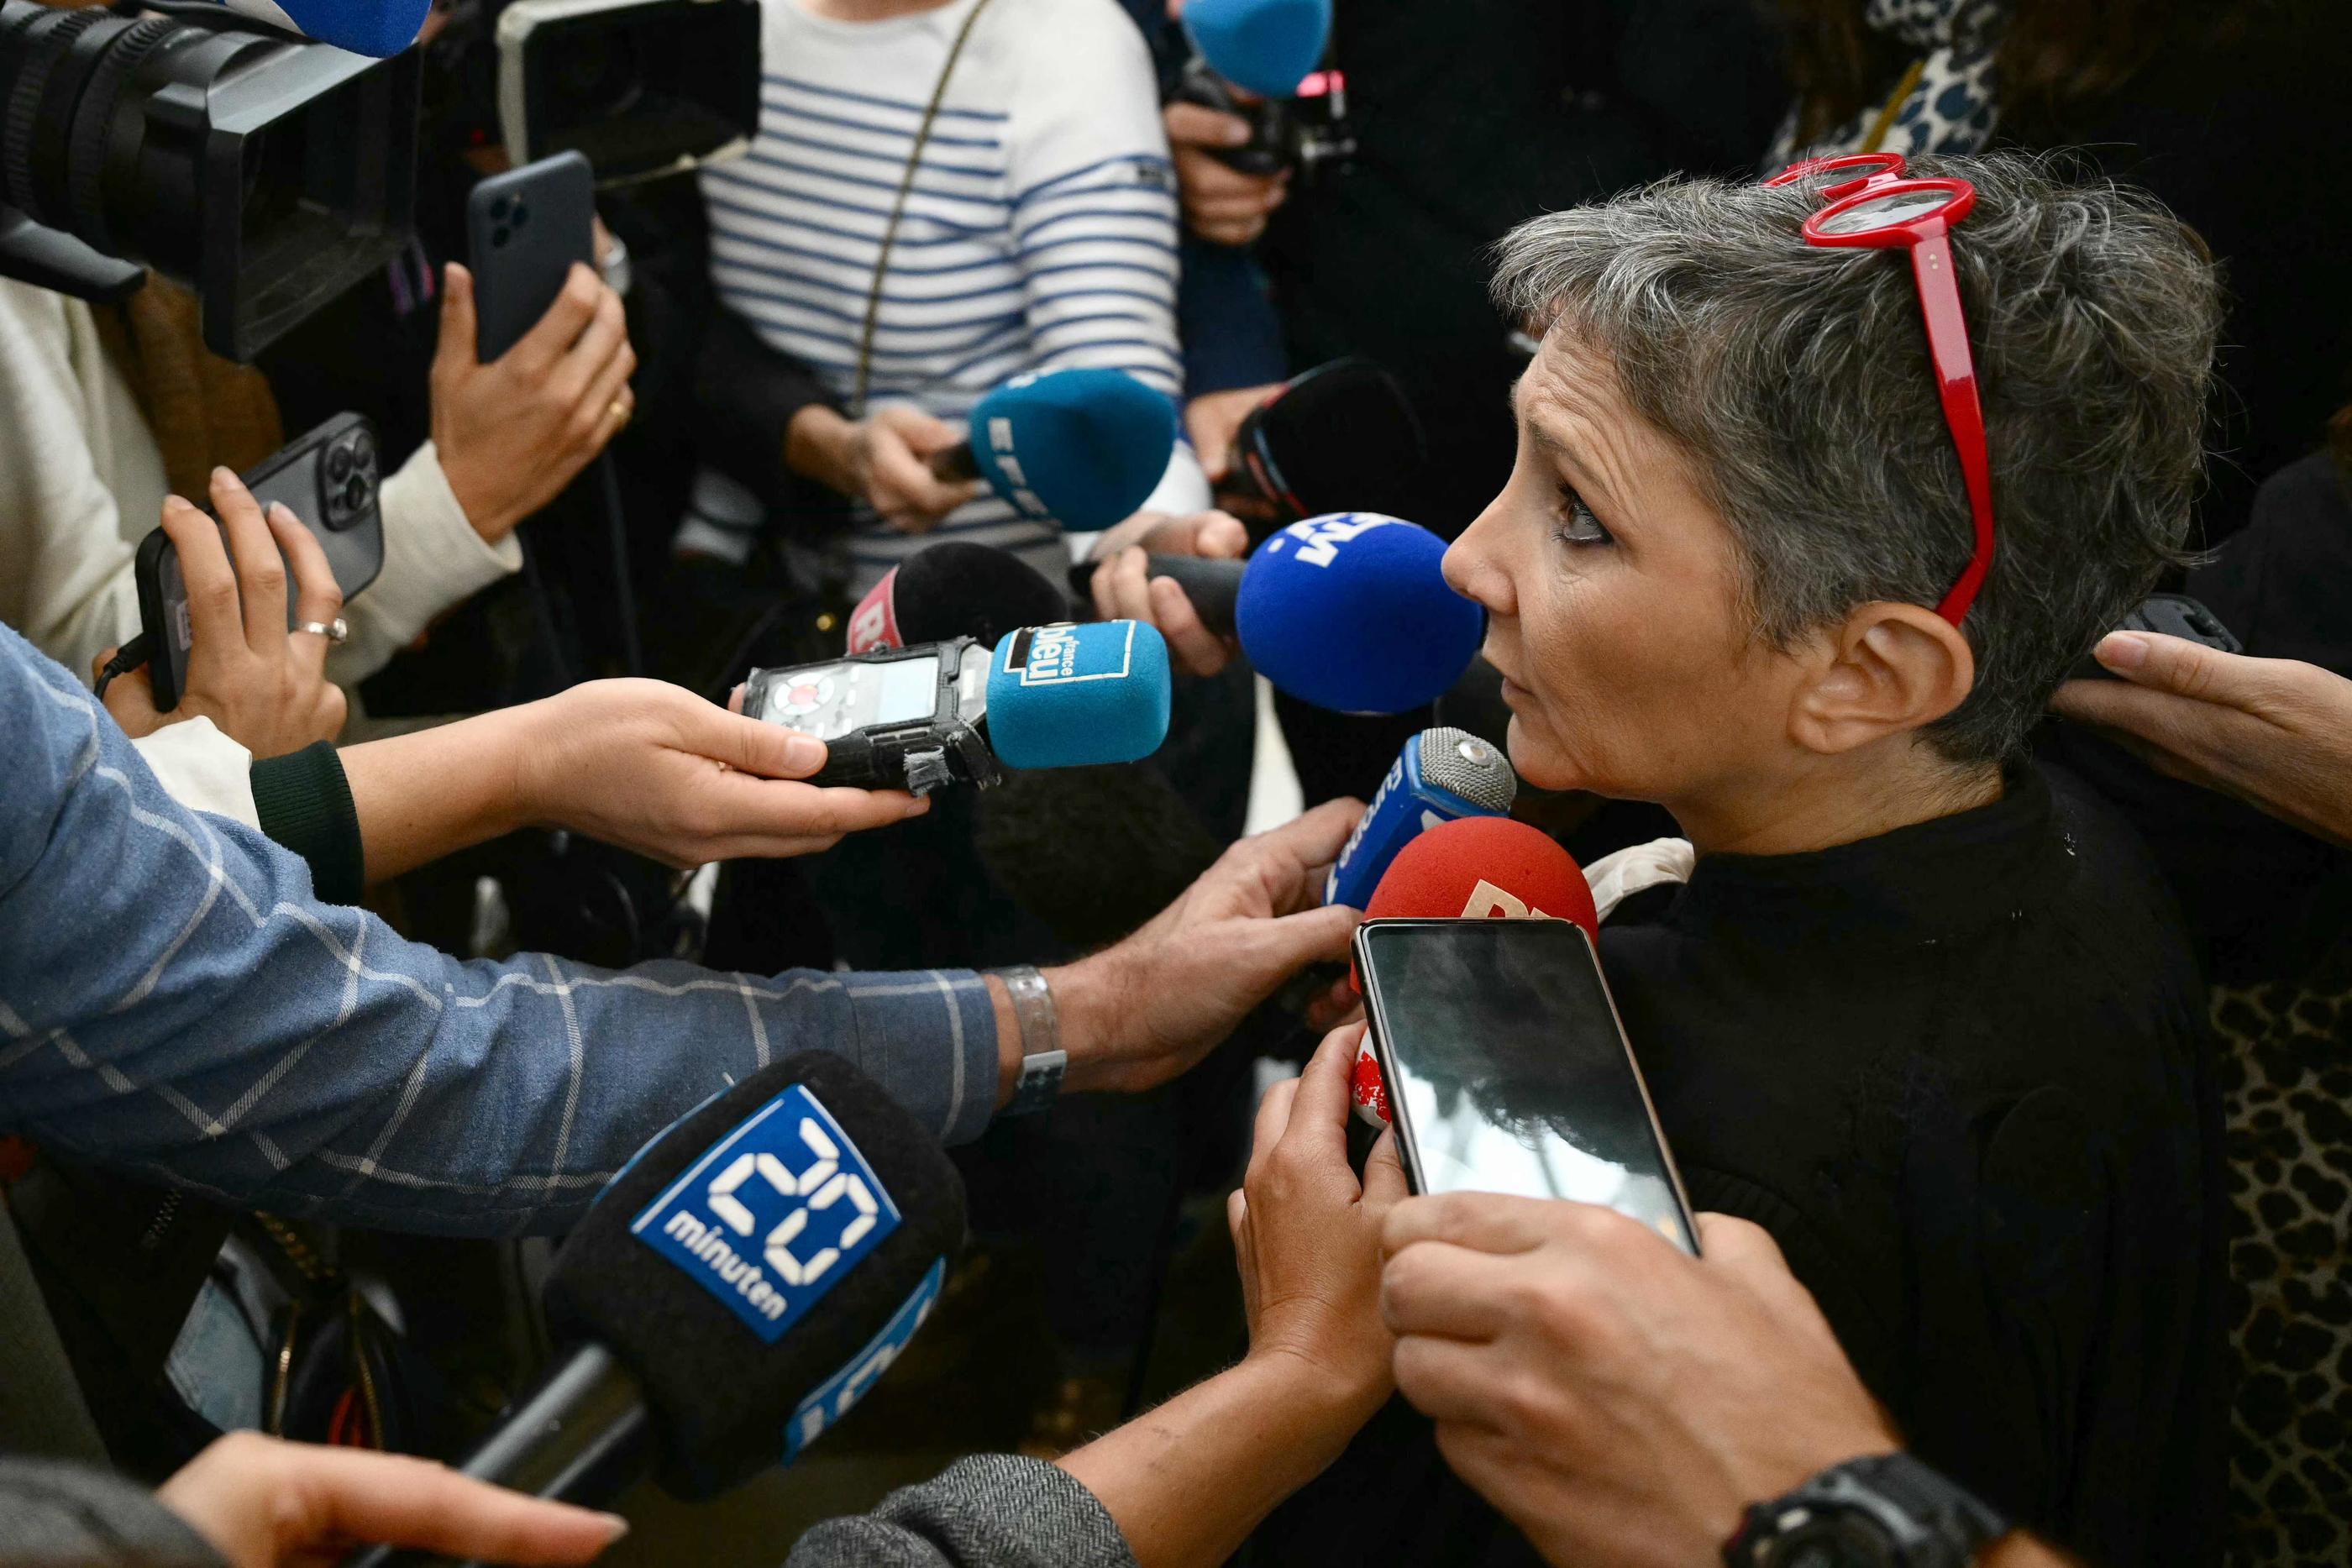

{"left": 326, "top": 445, "right": 353, "bottom": 484}
{"left": 491, "top": 195, "right": 512, "bottom": 220}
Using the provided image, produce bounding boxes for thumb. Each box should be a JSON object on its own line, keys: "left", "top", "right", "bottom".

{"left": 1180, "top": 509, "right": 1250, "bottom": 561}
{"left": 438, "top": 262, "right": 479, "bottom": 366}
{"left": 883, "top": 406, "right": 959, "bottom": 456}
{"left": 693, "top": 705, "right": 827, "bottom": 779}
{"left": 1362, "top": 1128, "right": 1410, "bottom": 1205}
{"left": 2095, "top": 631, "right": 2265, "bottom": 708}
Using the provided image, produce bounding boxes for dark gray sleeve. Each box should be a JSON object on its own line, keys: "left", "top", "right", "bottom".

{"left": 785, "top": 1455, "right": 1136, "bottom": 1568}
{"left": 0, "top": 1458, "right": 223, "bottom": 1568}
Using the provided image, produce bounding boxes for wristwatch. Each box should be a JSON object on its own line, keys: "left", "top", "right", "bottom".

{"left": 1726, "top": 1454, "right": 2010, "bottom": 1568}
{"left": 989, "top": 966, "right": 1065, "bottom": 1117}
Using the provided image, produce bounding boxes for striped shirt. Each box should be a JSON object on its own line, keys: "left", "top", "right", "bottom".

{"left": 696, "top": 0, "right": 1191, "bottom": 590}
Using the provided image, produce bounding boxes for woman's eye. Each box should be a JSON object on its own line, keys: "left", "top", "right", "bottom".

{"left": 1552, "top": 485, "right": 1613, "bottom": 546}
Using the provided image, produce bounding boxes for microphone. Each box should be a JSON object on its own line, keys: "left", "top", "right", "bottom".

{"left": 1236, "top": 513, "right": 1485, "bottom": 715}
{"left": 1324, "top": 728, "right": 1517, "bottom": 909}
{"left": 344, "top": 1054, "right": 965, "bottom": 1566}
{"left": 927, "top": 368, "right": 1179, "bottom": 532}
{"left": 975, "top": 763, "right": 1226, "bottom": 949}
{"left": 1221, "top": 359, "right": 1427, "bottom": 534}
{"left": 848, "top": 541, "right": 1069, "bottom": 653}
{"left": 1063, "top": 551, "right": 1246, "bottom": 632}
{"left": 1433, "top": 654, "right": 1512, "bottom": 753}
{"left": 1183, "top": 0, "right": 1332, "bottom": 98}
{"left": 207, "top": 0, "right": 431, "bottom": 56}
{"left": 1350, "top": 817, "right": 1598, "bottom": 1133}
{"left": 984, "top": 620, "right": 1173, "bottom": 769}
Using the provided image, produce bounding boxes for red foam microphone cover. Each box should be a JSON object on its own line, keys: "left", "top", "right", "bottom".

{"left": 1362, "top": 815, "right": 1598, "bottom": 938}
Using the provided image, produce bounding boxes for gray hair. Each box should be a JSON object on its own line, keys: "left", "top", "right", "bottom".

{"left": 1491, "top": 152, "right": 2223, "bottom": 764}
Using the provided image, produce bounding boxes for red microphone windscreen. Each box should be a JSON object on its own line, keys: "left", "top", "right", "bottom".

{"left": 1362, "top": 815, "right": 1598, "bottom": 940}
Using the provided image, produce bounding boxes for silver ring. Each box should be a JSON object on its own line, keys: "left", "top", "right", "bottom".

{"left": 295, "top": 616, "right": 349, "bottom": 645}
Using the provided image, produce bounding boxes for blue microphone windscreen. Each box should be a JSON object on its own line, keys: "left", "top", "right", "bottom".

{"left": 969, "top": 368, "right": 1178, "bottom": 532}
{"left": 1183, "top": 0, "right": 1331, "bottom": 98}
{"left": 986, "top": 621, "right": 1172, "bottom": 769}
{"left": 230, "top": 0, "right": 432, "bottom": 55}
{"left": 1236, "top": 513, "right": 1486, "bottom": 716}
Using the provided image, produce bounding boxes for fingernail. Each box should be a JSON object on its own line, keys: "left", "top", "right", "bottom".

{"left": 267, "top": 502, "right": 298, "bottom": 525}
{"left": 598, "top": 1513, "right": 630, "bottom": 1542}
{"left": 783, "top": 732, "right": 827, "bottom": 771}
{"left": 162, "top": 495, "right": 192, "bottom": 515}
{"left": 2097, "top": 632, "right": 2150, "bottom": 672}
{"left": 212, "top": 465, "right": 234, "bottom": 482}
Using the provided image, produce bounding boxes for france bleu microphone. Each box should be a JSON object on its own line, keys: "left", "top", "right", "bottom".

{"left": 848, "top": 541, "right": 1068, "bottom": 653}
{"left": 987, "top": 620, "right": 1171, "bottom": 768}
{"left": 1326, "top": 728, "right": 1517, "bottom": 909}
{"left": 928, "top": 368, "right": 1179, "bottom": 532}
{"left": 344, "top": 1056, "right": 965, "bottom": 1568}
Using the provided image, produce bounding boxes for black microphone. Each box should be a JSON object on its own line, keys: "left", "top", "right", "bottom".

{"left": 1221, "top": 358, "right": 1426, "bottom": 538}
{"left": 344, "top": 1053, "right": 965, "bottom": 1567}
{"left": 1065, "top": 553, "right": 1245, "bottom": 636}
{"left": 849, "top": 540, "right": 1070, "bottom": 653}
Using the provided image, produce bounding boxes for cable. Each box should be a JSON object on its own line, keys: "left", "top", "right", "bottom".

{"left": 92, "top": 632, "right": 151, "bottom": 701}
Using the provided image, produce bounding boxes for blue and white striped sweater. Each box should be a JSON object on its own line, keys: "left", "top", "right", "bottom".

{"left": 692, "top": 0, "right": 1191, "bottom": 587}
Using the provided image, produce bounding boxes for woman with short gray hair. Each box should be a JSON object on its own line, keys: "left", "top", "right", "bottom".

{"left": 1257, "top": 153, "right": 2227, "bottom": 1567}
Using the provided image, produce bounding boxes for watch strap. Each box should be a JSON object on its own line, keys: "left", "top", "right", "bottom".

{"left": 1729, "top": 1453, "right": 2009, "bottom": 1568}
{"left": 990, "top": 966, "right": 1064, "bottom": 1117}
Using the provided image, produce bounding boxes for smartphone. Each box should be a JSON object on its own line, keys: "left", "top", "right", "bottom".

{"left": 1353, "top": 917, "right": 1699, "bottom": 1255}
{"left": 467, "top": 149, "right": 596, "bottom": 363}
{"left": 2070, "top": 592, "right": 2241, "bottom": 681}
{"left": 132, "top": 414, "right": 386, "bottom": 711}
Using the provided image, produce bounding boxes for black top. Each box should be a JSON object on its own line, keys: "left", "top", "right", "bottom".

{"left": 1255, "top": 764, "right": 2223, "bottom": 1568}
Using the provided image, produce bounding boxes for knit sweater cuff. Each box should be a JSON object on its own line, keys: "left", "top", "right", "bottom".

{"left": 249, "top": 741, "right": 364, "bottom": 905}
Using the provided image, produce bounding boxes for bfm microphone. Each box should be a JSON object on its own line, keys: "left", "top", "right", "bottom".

{"left": 1221, "top": 358, "right": 1427, "bottom": 535}
{"left": 848, "top": 541, "right": 1068, "bottom": 654}
{"left": 205, "top": 0, "right": 431, "bottom": 56}
{"left": 1324, "top": 728, "right": 1518, "bottom": 909}
{"left": 344, "top": 1054, "right": 965, "bottom": 1567}
{"left": 1183, "top": 0, "right": 1332, "bottom": 98}
{"left": 1349, "top": 817, "right": 1599, "bottom": 1132}
{"left": 927, "top": 368, "right": 1179, "bottom": 532}
{"left": 985, "top": 620, "right": 1173, "bottom": 770}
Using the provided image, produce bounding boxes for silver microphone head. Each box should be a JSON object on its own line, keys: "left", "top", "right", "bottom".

{"left": 1415, "top": 726, "right": 1517, "bottom": 813}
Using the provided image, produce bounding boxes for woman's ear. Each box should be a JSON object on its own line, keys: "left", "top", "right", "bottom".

{"left": 1788, "top": 602, "right": 1976, "bottom": 756}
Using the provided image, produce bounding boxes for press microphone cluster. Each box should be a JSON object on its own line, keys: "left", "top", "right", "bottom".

{"left": 344, "top": 1053, "right": 965, "bottom": 1567}
{"left": 927, "top": 367, "right": 1179, "bottom": 532}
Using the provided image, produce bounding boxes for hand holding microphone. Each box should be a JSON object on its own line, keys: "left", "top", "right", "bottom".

{"left": 924, "top": 367, "right": 1179, "bottom": 532}
{"left": 787, "top": 404, "right": 980, "bottom": 534}
{"left": 1082, "top": 510, "right": 1252, "bottom": 676}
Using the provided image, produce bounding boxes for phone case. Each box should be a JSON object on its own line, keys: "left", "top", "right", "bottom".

{"left": 467, "top": 150, "right": 596, "bottom": 363}
{"left": 2070, "top": 592, "right": 2242, "bottom": 681}
{"left": 133, "top": 527, "right": 190, "bottom": 711}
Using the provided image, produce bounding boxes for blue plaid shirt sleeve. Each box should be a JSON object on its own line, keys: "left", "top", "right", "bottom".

{"left": 0, "top": 626, "right": 1000, "bottom": 1235}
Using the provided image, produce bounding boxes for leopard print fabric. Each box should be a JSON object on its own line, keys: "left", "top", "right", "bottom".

{"left": 2218, "top": 937, "right": 2352, "bottom": 1565}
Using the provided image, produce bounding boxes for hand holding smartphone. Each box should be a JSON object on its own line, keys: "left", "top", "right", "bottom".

{"left": 1353, "top": 918, "right": 1699, "bottom": 1255}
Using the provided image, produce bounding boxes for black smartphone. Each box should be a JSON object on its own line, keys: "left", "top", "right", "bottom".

{"left": 467, "top": 149, "right": 596, "bottom": 362}
{"left": 1353, "top": 917, "right": 1699, "bottom": 1255}
{"left": 132, "top": 414, "right": 386, "bottom": 711}
{"left": 2070, "top": 592, "right": 2242, "bottom": 681}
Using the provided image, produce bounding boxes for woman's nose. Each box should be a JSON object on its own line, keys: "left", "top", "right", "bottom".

{"left": 1443, "top": 509, "right": 1515, "bottom": 618}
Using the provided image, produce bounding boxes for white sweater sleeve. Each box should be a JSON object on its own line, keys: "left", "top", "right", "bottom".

{"left": 0, "top": 282, "right": 147, "bottom": 684}
{"left": 1003, "top": 0, "right": 1185, "bottom": 401}
{"left": 326, "top": 439, "right": 522, "bottom": 685}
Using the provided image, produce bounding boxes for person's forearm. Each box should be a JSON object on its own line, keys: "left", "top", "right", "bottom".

{"left": 339, "top": 705, "right": 537, "bottom": 884}
{"left": 1057, "top": 1353, "right": 1372, "bottom": 1568}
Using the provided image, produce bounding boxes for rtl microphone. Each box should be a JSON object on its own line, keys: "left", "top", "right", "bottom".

{"left": 1349, "top": 817, "right": 1599, "bottom": 1135}
{"left": 927, "top": 368, "right": 1179, "bottom": 532}
{"left": 343, "top": 1054, "right": 966, "bottom": 1567}
{"left": 1221, "top": 358, "right": 1427, "bottom": 534}
{"left": 848, "top": 541, "right": 1069, "bottom": 653}
{"left": 1324, "top": 728, "right": 1517, "bottom": 909}
{"left": 1237, "top": 512, "right": 1485, "bottom": 715}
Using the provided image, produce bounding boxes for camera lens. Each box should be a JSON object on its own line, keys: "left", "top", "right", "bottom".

{"left": 326, "top": 444, "right": 354, "bottom": 483}
{"left": 349, "top": 427, "right": 375, "bottom": 469}
{"left": 343, "top": 475, "right": 370, "bottom": 512}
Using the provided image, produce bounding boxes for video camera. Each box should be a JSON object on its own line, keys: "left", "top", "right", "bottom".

{"left": 0, "top": 0, "right": 420, "bottom": 359}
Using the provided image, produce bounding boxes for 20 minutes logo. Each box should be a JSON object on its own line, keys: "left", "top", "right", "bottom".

{"left": 629, "top": 1086, "right": 903, "bottom": 1344}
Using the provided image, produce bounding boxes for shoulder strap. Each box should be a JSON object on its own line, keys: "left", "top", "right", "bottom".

{"left": 0, "top": 1190, "right": 108, "bottom": 1463}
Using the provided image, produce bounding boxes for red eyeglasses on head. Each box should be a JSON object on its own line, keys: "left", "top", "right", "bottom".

{"left": 1765, "top": 153, "right": 1994, "bottom": 627}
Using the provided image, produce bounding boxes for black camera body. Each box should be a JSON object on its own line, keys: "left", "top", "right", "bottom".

{"left": 1175, "top": 53, "right": 1354, "bottom": 185}
{"left": 0, "top": 0, "right": 419, "bottom": 360}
